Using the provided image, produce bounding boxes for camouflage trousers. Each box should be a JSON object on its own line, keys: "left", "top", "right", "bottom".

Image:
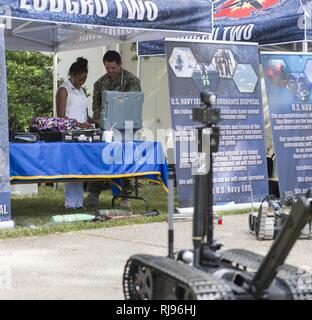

{"left": 86, "top": 179, "right": 134, "bottom": 195}
{"left": 86, "top": 181, "right": 111, "bottom": 194}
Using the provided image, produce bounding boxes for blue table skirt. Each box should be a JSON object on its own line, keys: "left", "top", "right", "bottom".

{"left": 10, "top": 141, "right": 168, "bottom": 191}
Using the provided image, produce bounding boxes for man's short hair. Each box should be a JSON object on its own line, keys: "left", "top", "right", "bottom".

{"left": 103, "top": 50, "right": 122, "bottom": 65}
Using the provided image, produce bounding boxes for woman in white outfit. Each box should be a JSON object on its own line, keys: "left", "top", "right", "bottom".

{"left": 56, "top": 57, "right": 91, "bottom": 209}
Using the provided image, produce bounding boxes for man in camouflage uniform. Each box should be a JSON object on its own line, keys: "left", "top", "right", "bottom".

{"left": 85, "top": 50, "right": 141, "bottom": 207}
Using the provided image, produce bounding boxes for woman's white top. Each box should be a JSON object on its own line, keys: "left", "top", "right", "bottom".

{"left": 59, "top": 80, "right": 88, "bottom": 123}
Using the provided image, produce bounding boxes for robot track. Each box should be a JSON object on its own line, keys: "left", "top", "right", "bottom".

{"left": 123, "top": 254, "right": 235, "bottom": 300}
{"left": 221, "top": 249, "right": 312, "bottom": 300}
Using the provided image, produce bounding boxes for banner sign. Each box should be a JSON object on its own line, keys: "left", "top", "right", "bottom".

{"left": 0, "top": 25, "right": 11, "bottom": 221}
{"left": 165, "top": 39, "right": 268, "bottom": 208}
{"left": 139, "top": 0, "right": 308, "bottom": 56}
{"left": 261, "top": 53, "right": 312, "bottom": 199}
{"left": 212, "top": 0, "right": 305, "bottom": 43}
{"left": 0, "top": 192, "right": 10, "bottom": 221}
{"left": 0, "top": 0, "right": 212, "bottom": 33}
{"left": 138, "top": 39, "right": 166, "bottom": 57}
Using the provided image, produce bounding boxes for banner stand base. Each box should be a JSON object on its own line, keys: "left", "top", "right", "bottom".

{"left": 0, "top": 220, "right": 15, "bottom": 230}
{"left": 174, "top": 203, "right": 262, "bottom": 220}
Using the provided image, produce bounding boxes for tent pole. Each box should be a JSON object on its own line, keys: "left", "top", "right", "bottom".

{"left": 0, "top": 24, "right": 14, "bottom": 229}
{"left": 52, "top": 50, "right": 59, "bottom": 191}
{"left": 102, "top": 45, "right": 107, "bottom": 78}
{"left": 136, "top": 42, "right": 141, "bottom": 79}
{"left": 211, "top": 0, "right": 214, "bottom": 30}
{"left": 137, "top": 55, "right": 141, "bottom": 79}
{"left": 53, "top": 50, "right": 58, "bottom": 117}
{"left": 116, "top": 43, "right": 121, "bottom": 54}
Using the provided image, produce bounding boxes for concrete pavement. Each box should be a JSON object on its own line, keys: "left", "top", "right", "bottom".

{"left": 0, "top": 214, "right": 311, "bottom": 300}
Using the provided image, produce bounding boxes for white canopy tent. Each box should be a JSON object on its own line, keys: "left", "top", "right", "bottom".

{"left": 0, "top": 0, "right": 213, "bottom": 226}
{"left": 1, "top": 0, "right": 212, "bottom": 52}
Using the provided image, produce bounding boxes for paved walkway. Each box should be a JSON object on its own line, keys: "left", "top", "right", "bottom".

{"left": 0, "top": 214, "right": 311, "bottom": 300}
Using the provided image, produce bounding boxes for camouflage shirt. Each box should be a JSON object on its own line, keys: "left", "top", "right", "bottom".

{"left": 92, "top": 68, "right": 141, "bottom": 119}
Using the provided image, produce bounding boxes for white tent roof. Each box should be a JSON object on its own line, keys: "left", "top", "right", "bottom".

{"left": 0, "top": 0, "right": 213, "bottom": 52}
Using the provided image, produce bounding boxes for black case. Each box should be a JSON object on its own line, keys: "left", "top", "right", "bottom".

{"left": 62, "top": 130, "right": 102, "bottom": 143}
{"left": 29, "top": 128, "right": 62, "bottom": 142}
{"left": 29, "top": 128, "right": 102, "bottom": 143}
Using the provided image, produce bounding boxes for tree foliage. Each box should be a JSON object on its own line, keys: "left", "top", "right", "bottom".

{"left": 6, "top": 51, "right": 53, "bottom": 131}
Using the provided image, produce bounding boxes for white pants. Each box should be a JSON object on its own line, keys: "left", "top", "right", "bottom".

{"left": 64, "top": 182, "right": 84, "bottom": 208}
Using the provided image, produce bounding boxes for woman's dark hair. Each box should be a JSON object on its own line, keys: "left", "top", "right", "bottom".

{"left": 103, "top": 50, "right": 121, "bottom": 65}
{"left": 69, "top": 57, "right": 88, "bottom": 75}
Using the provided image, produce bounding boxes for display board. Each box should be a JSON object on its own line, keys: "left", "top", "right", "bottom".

{"left": 261, "top": 52, "right": 312, "bottom": 199}
{"left": 165, "top": 39, "right": 268, "bottom": 208}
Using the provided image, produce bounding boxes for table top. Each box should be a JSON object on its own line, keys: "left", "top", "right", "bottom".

{"left": 9, "top": 141, "right": 168, "bottom": 190}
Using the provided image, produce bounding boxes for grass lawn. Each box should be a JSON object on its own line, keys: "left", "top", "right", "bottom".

{"left": 1, "top": 182, "right": 250, "bottom": 239}
{"left": 2, "top": 182, "right": 168, "bottom": 239}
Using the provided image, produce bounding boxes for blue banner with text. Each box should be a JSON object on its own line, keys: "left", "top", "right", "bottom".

{"left": 139, "top": 0, "right": 308, "bottom": 56}
{"left": 0, "top": 0, "right": 212, "bottom": 33}
{"left": 261, "top": 53, "right": 312, "bottom": 199}
{"left": 0, "top": 192, "right": 11, "bottom": 221}
{"left": 166, "top": 40, "right": 268, "bottom": 208}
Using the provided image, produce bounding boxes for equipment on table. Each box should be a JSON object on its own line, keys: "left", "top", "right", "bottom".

{"left": 30, "top": 117, "right": 78, "bottom": 141}
{"left": 99, "top": 91, "right": 144, "bottom": 131}
{"left": 30, "top": 117, "right": 103, "bottom": 143}
{"left": 30, "top": 117, "right": 77, "bottom": 142}
{"left": 249, "top": 196, "right": 312, "bottom": 240}
{"left": 122, "top": 92, "right": 312, "bottom": 300}
{"left": 9, "top": 132, "right": 40, "bottom": 143}
{"left": 62, "top": 129, "right": 102, "bottom": 143}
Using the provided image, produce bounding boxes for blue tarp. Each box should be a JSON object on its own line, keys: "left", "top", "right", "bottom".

{"left": 9, "top": 141, "right": 168, "bottom": 191}
{"left": 138, "top": 0, "right": 310, "bottom": 56}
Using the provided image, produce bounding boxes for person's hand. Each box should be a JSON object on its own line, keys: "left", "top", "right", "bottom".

{"left": 78, "top": 121, "right": 91, "bottom": 129}
{"left": 93, "top": 117, "right": 100, "bottom": 125}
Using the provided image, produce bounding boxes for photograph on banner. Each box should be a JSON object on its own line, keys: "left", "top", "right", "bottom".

{"left": 165, "top": 39, "right": 268, "bottom": 208}
{"left": 261, "top": 53, "right": 312, "bottom": 199}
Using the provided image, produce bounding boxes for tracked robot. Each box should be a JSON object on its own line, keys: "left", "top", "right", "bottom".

{"left": 249, "top": 195, "right": 312, "bottom": 240}
{"left": 123, "top": 93, "right": 312, "bottom": 300}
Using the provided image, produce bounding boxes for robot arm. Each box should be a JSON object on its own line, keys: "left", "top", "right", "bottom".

{"left": 250, "top": 197, "right": 312, "bottom": 298}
